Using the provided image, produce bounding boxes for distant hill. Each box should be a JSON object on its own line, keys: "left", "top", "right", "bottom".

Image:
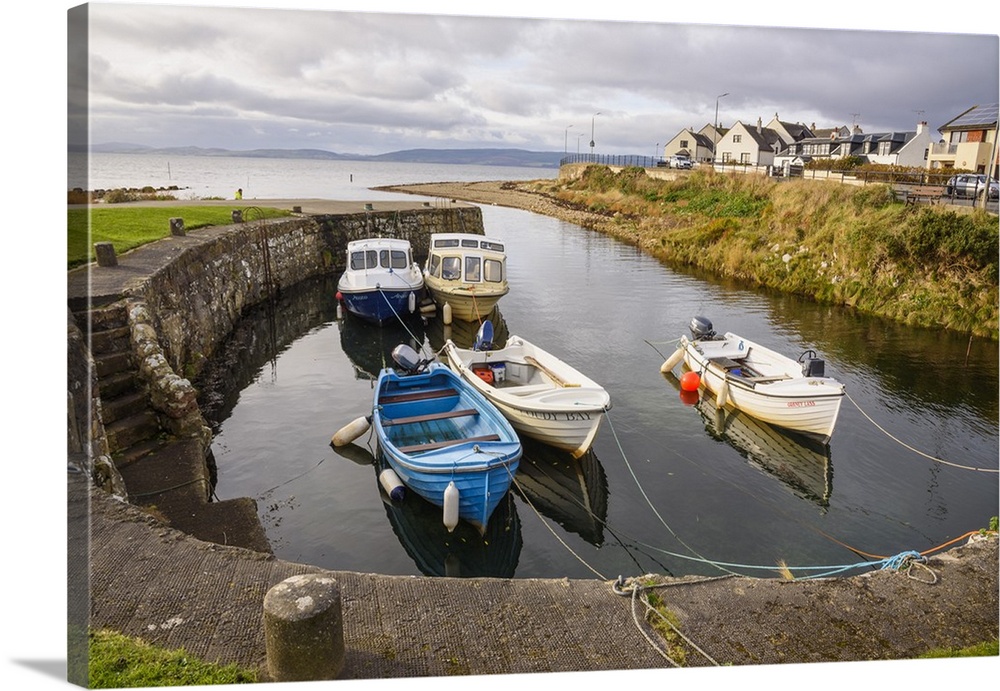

{"left": 79, "top": 143, "right": 563, "bottom": 168}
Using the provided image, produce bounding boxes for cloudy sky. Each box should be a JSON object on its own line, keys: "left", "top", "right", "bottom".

{"left": 71, "top": 1, "right": 999, "bottom": 157}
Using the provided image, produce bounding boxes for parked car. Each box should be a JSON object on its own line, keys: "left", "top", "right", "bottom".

{"left": 669, "top": 155, "right": 693, "bottom": 170}
{"left": 945, "top": 174, "right": 999, "bottom": 201}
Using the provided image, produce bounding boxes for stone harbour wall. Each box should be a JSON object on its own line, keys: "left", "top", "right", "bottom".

{"left": 133, "top": 205, "right": 482, "bottom": 379}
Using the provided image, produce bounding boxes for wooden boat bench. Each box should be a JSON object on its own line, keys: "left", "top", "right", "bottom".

{"left": 397, "top": 434, "right": 501, "bottom": 453}
{"left": 379, "top": 387, "right": 458, "bottom": 404}
{"left": 383, "top": 408, "right": 479, "bottom": 426}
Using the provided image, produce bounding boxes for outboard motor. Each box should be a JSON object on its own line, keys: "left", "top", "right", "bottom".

{"left": 798, "top": 350, "right": 825, "bottom": 378}
{"left": 391, "top": 343, "right": 426, "bottom": 374}
{"left": 689, "top": 316, "right": 716, "bottom": 341}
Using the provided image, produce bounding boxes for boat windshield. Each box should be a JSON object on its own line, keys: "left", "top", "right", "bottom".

{"left": 484, "top": 258, "right": 504, "bottom": 283}
{"left": 465, "top": 256, "right": 481, "bottom": 282}
{"left": 380, "top": 249, "right": 410, "bottom": 269}
{"left": 441, "top": 256, "right": 461, "bottom": 280}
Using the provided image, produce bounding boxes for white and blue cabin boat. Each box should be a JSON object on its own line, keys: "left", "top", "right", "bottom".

{"left": 373, "top": 344, "right": 522, "bottom": 533}
{"left": 336, "top": 238, "right": 424, "bottom": 324}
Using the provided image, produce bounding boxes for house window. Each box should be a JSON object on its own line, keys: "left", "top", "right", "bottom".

{"left": 740, "top": 153, "right": 750, "bottom": 164}
{"left": 722, "top": 152, "right": 732, "bottom": 163}
{"left": 733, "top": 134, "right": 742, "bottom": 143}
{"left": 878, "top": 141, "right": 891, "bottom": 156}
{"left": 680, "top": 139, "right": 689, "bottom": 148}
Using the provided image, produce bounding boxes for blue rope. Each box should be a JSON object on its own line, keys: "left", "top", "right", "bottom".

{"left": 879, "top": 550, "right": 924, "bottom": 571}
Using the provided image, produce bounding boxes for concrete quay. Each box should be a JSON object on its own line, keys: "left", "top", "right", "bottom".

{"left": 68, "top": 199, "right": 998, "bottom": 683}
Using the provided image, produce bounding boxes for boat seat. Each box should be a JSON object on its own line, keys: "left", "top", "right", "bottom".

{"left": 383, "top": 408, "right": 479, "bottom": 426}
{"left": 380, "top": 388, "right": 458, "bottom": 404}
{"left": 397, "top": 434, "right": 501, "bottom": 454}
{"left": 709, "top": 356, "right": 745, "bottom": 370}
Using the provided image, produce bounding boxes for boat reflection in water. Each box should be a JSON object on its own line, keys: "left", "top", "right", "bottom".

{"left": 337, "top": 309, "right": 428, "bottom": 381}
{"left": 425, "top": 305, "right": 509, "bottom": 351}
{"left": 511, "top": 437, "right": 609, "bottom": 547}
{"left": 379, "top": 466, "right": 522, "bottom": 578}
{"left": 664, "top": 372, "right": 833, "bottom": 509}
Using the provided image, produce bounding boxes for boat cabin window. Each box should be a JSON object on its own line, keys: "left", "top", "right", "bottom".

{"left": 465, "top": 256, "right": 481, "bottom": 282}
{"left": 481, "top": 241, "right": 504, "bottom": 252}
{"left": 349, "top": 250, "right": 366, "bottom": 271}
{"left": 441, "top": 256, "right": 461, "bottom": 280}
{"left": 483, "top": 258, "right": 504, "bottom": 283}
{"left": 461, "top": 239, "right": 479, "bottom": 248}
{"left": 427, "top": 254, "right": 441, "bottom": 277}
{"left": 380, "top": 249, "right": 409, "bottom": 269}
{"left": 434, "top": 238, "right": 460, "bottom": 248}
{"left": 365, "top": 250, "right": 378, "bottom": 269}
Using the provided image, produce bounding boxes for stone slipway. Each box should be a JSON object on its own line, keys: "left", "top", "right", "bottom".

{"left": 71, "top": 197, "right": 999, "bottom": 681}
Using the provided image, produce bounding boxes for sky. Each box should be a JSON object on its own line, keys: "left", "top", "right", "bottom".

{"left": 2, "top": 3, "right": 998, "bottom": 691}
{"left": 71, "top": 1, "right": 999, "bottom": 157}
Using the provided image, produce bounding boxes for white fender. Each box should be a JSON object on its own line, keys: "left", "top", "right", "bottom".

{"left": 443, "top": 481, "right": 460, "bottom": 532}
{"left": 660, "top": 347, "right": 684, "bottom": 374}
{"left": 408, "top": 291, "right": 416, "bottom": 313}
{"left": 331, "top": 415, "right": 371, "bottom": 447}
{"left": 442, "top": 302, "right": 453, "bottom": 325}
{"left": 716, "top": 380, "right": 729, "bottom": 408}
{"left": 379, "top": 468, "right": 405, "bottom": 502}
{"left": 336, "top": 302, "right": 343, "bottom": 320}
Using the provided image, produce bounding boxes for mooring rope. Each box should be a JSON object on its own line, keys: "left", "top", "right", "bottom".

{"left": 846, "top": 392, "right": 998, "bottom": 473}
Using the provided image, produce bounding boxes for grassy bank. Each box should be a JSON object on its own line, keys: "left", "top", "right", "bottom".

{"left": 526, "top": 167, "right": 998, "bottom": 340}
{"left": 67, "top": 205, "right": 290, "bottom": 269}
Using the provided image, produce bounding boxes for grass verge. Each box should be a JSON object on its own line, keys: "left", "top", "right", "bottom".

{"left": 68, "top": 205, "right": 291, "bottom": 269}
{"left": 88, "top": 629, "right": 258, "bottom": 687}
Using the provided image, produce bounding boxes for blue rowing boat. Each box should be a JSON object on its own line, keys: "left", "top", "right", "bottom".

{"left": 371, "top": 344, "right": 522, "bottom": 533}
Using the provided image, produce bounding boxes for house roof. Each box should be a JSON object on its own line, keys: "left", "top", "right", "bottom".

{"left": 939, "top": 103, "right": 998, "bottom": 131}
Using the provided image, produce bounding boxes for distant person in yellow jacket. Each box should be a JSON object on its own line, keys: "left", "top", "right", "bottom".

{"left": 235, "top": 188, "right": 243, "bottom": 200}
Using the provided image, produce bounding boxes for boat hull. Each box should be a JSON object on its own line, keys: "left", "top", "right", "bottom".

{"left": 338, "top": 285, "right": 421, "bottom": 324}
{"left": 424, "top": 280, "right": 508, "bottom": 322}
{"left": 678, "top": 333, "right": 844, "bottom": 442}
{"left": 373, "top": 363, "right": 521, "bottom": 531}
{"left": 444, "top": 337, "right": 611, "bottom": 458}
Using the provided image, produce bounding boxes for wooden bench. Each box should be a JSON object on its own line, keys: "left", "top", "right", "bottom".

{"left": 523, "top": 355, "right": 579, "bottom": 388}
{"left": 379, "top": 388, "right": 458, "bottom": 404}
{"left": 895, "top": 185, "right": 944, "bottom": 206}
{"left": 382, "top": 408, "right": 478, "bottom": 426}
{"left": 397, "top": 434, "right": 501, "bottom": 454}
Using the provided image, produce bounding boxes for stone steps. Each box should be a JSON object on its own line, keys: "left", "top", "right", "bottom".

{"left": 76, "top": 302, "right": 162, "bottom": 461}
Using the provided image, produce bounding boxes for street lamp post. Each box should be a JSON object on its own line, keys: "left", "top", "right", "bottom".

{"left": 714, "top": 92, "right": 729, "bottom": 161}
{"left": 577, "top": 133, "right": 585, "bottom": 155}
{"left": 590, "top": 112, "right": 601, "bottom": 158}
{"left": 564, "top": 125, "right": 573, "bottom": 155}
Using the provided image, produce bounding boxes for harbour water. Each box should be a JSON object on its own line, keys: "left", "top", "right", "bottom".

{"left": 81, "top": 152, "right": 999, "bottom": 580}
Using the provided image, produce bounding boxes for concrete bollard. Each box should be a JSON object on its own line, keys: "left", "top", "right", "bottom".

{"left": 263, "top": 573, "right": 345, "bottom": 682}
{"left": 169, "top": 217, "right": 185, "bottom": 236}
{"left": 94, "top": 242, "right": 118, "bottom": 267}
{"left": 292, "top": 205, "right": 302, "bottom": 213}
{"left": 231, "top": 209, "right": 243, "bottom": 223}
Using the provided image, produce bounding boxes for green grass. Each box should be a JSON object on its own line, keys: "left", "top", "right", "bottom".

{"left": 918, "top": 639, "right": 999, "bottom": 658}
{"left": 88, "top": 629, "right": 258, "bottom": 687}
{"left": 68, "top": 205, "right": 291, "bottom": 269}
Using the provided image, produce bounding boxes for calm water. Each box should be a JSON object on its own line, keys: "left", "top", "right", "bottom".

{"left": 85, "top": 153, "right": 999, "bottom": 580}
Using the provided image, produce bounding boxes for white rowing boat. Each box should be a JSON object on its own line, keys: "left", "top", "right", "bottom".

{"left": 661, "top": 317, "right": 845, "bottom": 442}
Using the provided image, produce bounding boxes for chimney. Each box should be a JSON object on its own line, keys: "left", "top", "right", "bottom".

{"left": 757, "top": 117, "right": 762, "bottom": 133}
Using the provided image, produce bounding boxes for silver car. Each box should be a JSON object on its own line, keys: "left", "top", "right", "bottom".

{"left": 946, "top": 174, "right": 999, "bottom": 201}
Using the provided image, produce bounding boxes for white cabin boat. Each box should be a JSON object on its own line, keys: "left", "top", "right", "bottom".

{"left": 336, "top": 238, "right": 423, "bottom": 324}
{"left": 423, "top": 233, "right": 509, "bottom": 322}
{"left": 661, "top": 317, "right": 845, "bottom": 442}
{"left": 444, "top": 321, "right": 611, "bottom": 458}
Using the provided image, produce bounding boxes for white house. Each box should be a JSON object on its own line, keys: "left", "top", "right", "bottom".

{"left": 715, "top": 118, "right": 786, "bottom": 167}
{"left": 662, "top": 125, "right": 717, "bottom": 163}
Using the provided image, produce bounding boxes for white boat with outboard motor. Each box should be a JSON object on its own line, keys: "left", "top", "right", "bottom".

{"left": 443, "top": 320, "right": 611, "bottom": 458}
{"left": 661, "top": 316, "right": 845, "bottom": 442}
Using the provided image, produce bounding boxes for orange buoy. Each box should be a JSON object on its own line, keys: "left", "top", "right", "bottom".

{"left": 680, "top": 371, "right": 701, "bottom": 392}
